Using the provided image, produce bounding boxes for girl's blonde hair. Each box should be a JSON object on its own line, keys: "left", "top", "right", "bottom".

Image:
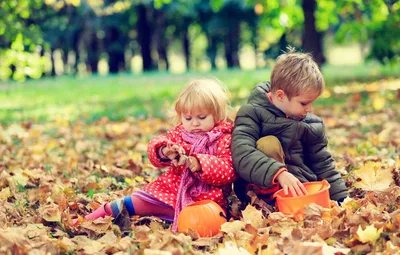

{"left": 174, "top": 78, "right": 229, "bottom": 124}
{"left": 271, "top": 47, "right": 325, "bottom": 99}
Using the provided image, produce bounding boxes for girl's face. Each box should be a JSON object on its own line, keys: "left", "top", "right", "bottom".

{"left": 181, "top": 109, "right": 215, "bottom": 133}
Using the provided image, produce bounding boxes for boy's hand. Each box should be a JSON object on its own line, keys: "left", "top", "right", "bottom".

{"left": 187, "top": 156, "right": 201, "bottom": 172}
{"left": 276, "top": 171, "right": 308, "bottom": 197}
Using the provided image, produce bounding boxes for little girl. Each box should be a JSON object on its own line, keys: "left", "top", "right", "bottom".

{"left": 82, "top": 78, "right": 237, "bottom": 231}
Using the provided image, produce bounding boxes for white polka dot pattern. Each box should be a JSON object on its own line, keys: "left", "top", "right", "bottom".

{"left": 143, "top": 121, "right": 237, "bottom": 208}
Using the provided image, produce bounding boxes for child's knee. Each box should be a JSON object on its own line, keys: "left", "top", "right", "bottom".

{"left": 256, "top": 136, "right": 284, "bottom": 163}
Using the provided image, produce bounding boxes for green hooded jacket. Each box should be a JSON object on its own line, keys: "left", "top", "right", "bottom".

{"left": 231, "top": 82, "right": 348, "bottom": 201}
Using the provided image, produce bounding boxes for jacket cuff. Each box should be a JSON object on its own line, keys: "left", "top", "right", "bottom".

{"left": 157, "top": 145, "right": 171, "bottom": 162}
{"left": 272, "top": 167, "right": 287, "bottom": 184}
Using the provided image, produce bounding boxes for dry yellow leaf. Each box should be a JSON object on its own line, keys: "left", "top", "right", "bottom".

{"left": 241, "top": 205, "right": 264, "bottom": 228}
{"left": 144, "top": 249, "right": 172, "bottom": 255}
{"left": 353, "top": 162, "right": 393, "bottom": 191}
{"left": 216, "top": 241, "right": 251, "bottom": 255}
{"left": 80, "top": 216, "right": 112, "bottom": 233}
{"left": 356, "top": 225, "right": 383, "bottom": 244}
{"left": 220, "top": 220, "right": 246, "bottom": 234}
{"left": 38, "top": 203, "right": 61, "bottom": 222}
{"left": 71, "top": 235, "right": 103, "bottom": 254}
{"left": 0, "top": 187, "right": 12, "bottom": 200}
{"left": 11, "top": 169, "right": 28, "bottom": 187}
{"left": 131, "top": 152, "right": 143, "bottom": 164}
{"left": 372, "top": 94, "right": 386, "bottom": 111}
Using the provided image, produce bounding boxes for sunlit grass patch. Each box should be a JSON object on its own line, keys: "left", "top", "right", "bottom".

{"left": 0, "top": 64, "right": 399, "bottom": 124}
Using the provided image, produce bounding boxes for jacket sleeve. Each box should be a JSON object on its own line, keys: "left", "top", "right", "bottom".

{"left": 147, "top": 126, "right": 181, "bottom": 168}
{"left": 193, "top": 134, "right": 237, "bottom": 186}
{"left": 231, "top": 104, "right": 286, "bottom": 189}
{"left": 303, "top": 122, "right": 348, "bottom": 201}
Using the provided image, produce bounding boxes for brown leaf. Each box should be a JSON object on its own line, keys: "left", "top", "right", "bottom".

{"left": 80, "top": 216, "right": 113, "bottom": 234}
{"left": 242, "top": 204, "right": 265, "bottom": 228}
{"left": 220, "top": 220, "right": 246, "bottom": 234}
{"left": 38, "top": 203, "right": 61, "bottom": 222}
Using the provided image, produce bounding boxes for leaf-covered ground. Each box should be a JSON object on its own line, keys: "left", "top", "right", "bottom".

{"left": 0, "top": 80, "right": 400, "bottom": 255}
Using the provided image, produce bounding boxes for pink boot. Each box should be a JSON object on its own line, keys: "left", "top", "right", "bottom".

{"left": 85, "top": 204, "right": 110, "bottom": 220}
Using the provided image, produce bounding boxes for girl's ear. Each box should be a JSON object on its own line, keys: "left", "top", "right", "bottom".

{"left": 276, "top": 89, "right": 286, "bottom": 101}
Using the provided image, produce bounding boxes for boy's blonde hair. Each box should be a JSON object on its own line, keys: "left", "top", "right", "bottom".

{"left": 270, "top": 47, "right": 325, "bottom": 99}
{"left": 174, "top": 78, "right": 229, "bottom": 124}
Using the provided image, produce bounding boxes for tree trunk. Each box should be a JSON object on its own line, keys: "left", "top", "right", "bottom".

{"left": 224, "top": 21, "right": 240, "bottom": 68}
{"left": 279, "top": 33, "right": 288, "bottom": 53}
{"left": 250, "top": 26, "right": 258, "bottom": 68}
{"left": 137, "top": 4, "right": 154, "bottom": 71}
{"left": 39, "top": 48, "right": 48, "bottom": 77}
{"left": 72, "top": 30, "right": 81, "bottom": 74}
{"left": 302, "top": 0, "right": 325, "bottom": 67}
{"left": 183, "top": 24, "right": 190, "bottom": 71}
{"left": 108, "top": 51, "right": 125, "bottom": 73}
{"left": 155, "top": 11, "right": 169, "bottom": 71}
{"left": 207, "top": 35, "right": 218, "bottom": 69}
{"left": 62, "top": 49, "right": 69, "bottom": 74}
{"left": 51, "top": 49, "right": 56, "bottom": 76}
{"left": 87, "top": 32, "right": 100, "bottom": 73}
{"left": 107, "top": 27, "right": 125, "bottom": 73}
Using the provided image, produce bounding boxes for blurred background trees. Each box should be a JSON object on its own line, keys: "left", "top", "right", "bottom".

{"left": 0, "top": 0, "right": 399, "bottom": 81}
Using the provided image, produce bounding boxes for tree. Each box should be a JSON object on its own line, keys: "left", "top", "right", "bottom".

{"left": 302, "top": 0, "right": 325, "bottom": 66}
{"left": 137, "top": 3, "right": 155, "bottom": 71}
{"left": 236, "top": 0, "right": 305, "bottom": 63}
{"left": 0, "top": 0, "right": 46, "bottom": 80}
{"left": 332, "top": 0, "right": 399, "bottom": 64}
{"left": 195, "top": 0, "right": 255, "bottom": 69}
{"left": 164, "top": 1, "right": 198, "bottom": 71}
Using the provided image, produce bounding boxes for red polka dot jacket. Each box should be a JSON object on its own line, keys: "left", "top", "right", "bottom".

{"left": 143, "top": 120, "right": 237, "bottom": 209}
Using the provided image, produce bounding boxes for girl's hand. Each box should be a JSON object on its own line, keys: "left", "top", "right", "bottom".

{"left": 276, "top": 171, "right": 308, "bottom": 196}
{"left": 172, "top": 155, "right": 188, "bottom": 167}
{"left": 161, "top": 143, "right": 185, "bottom": 161}
{"left": 187, "top": 156, "right": 201, "bottom": 172}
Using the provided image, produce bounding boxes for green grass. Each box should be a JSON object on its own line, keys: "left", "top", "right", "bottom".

{"left": 0, "top": 62, "right": 399, "bottom": 124}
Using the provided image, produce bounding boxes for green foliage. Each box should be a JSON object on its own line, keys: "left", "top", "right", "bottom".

{"left": 210, "top": 0, "right": 224, "bottom": 12}
{"left": 1, "top": 0, "right": 400, "bottom": 82}
{"left": 0, "top": 0, "right": 43, "bottom": 42}
{"left": 335, "top": 0, "right": 389, "bottom": 43}
{"left": 332, "top": 0, "right": 399, "bottom": 63}
{"left": 249, "top": 0, "right": 303, "bottom": 30}
{"left": 87, "top": 189, "right": 95, "bottom": 199}
{"left": 0, "top": 36, "right": 46, "bottom": 81}
{"left": 316, "top": 1, "right": 338, "bottom": 31}
{"left": 0, "top": 1, "right": 46, "bottom": 81}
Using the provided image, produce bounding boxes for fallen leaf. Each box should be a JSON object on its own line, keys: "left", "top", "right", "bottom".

{"left": 242, "top": 205, "right": 264, "bottom": 228}
{"left": 0, "top": 187, "right": 12, "bottom": 200}
{"left": 80, "top": 216, "right": 113, "bottom": 234}
{"left": 353, "top": 162, "right": 393, "bottom": 191}
{"left": 220, "top": 220, "right": 246, "bottom": 234}
{"left": 356, "top": 225, "right": 383, "bottom": 244}
{"left": 372, "top": 94, "right": 385, "bottom": 111}
{"left": 38, "top": 203, "right": 61, "bottom": 222}
{"left": 216, "top": 241, "right": 251, "bottom": 255}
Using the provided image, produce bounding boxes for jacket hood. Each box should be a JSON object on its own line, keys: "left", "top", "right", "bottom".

{"left": 247, "top": 81, "right": 287, "bottom": 118}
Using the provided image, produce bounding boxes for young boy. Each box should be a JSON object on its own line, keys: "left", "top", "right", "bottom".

{"left": 231, "top": 48, "right": 348, "bottom": 204}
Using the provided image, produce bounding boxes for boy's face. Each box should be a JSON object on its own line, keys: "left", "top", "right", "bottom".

{"left": 276, "top": 90, "right": 320, "bottom": 120}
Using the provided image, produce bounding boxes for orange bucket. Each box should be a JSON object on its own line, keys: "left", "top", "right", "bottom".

{"left": 273, "top": 180, "right": 331, "bottom": 215}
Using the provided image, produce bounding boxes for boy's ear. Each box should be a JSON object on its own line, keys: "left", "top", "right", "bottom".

{"left": 276, "top": 89, "right": 287, "bottom": 101}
